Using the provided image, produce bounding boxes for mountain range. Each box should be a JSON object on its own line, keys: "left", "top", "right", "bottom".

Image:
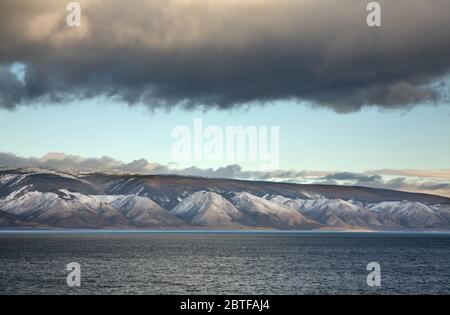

{"left": 1, "top": 168, "right": 450, "bottom": 230}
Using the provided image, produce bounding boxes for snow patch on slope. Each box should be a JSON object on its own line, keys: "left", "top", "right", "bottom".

{"left": 172, "top": 191, "right": 243, "bottom": 227}
{"left": 231, "top": 192, "right": 320, "bottom": 229}
{"left": 367, "top": 201, "right": 446, "bottom": 228}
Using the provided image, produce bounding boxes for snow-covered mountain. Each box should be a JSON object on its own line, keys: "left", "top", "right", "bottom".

{"left": 268, "top": 196, "right": 383, "bottom": 228}
{"left": 0, "top": 187, "right": 184, "bottom": 228}
{"left": 1, "top": 168, "right": 450, "bottom": 230}
{"left": 172, "top": 191, "right": 245, "bottom": 227}
{"left": 231, "top": 192, "right": 320, "bottom": 229}
{"left": 266, "top": 195, "right": 450, "bottom": 229}
{"left": 367, "top": 201, "right": 448, "bottom": 229}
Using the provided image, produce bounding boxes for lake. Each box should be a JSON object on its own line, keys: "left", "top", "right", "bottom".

{"left": 0, "top": 231, "right": 449, "bottom": 295}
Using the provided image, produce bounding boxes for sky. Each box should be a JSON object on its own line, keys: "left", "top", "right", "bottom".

{"left": 1, "top": 99, "right": 450, "bottom": 172}
{"left": 0, "top": 0, "right": 450, "bottom": 197}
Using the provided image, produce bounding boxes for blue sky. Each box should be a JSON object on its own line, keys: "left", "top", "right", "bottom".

{"left": 1, "top": 98, "right": 449, "bottom": 172}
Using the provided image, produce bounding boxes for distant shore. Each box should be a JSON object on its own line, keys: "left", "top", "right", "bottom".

{"left": 1, "top": 227, "right": 450, "bottom": 235}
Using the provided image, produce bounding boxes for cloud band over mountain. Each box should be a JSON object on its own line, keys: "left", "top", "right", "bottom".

{"left": 1, "top": 0, "right": 450, "bottom": 112}
{"left": 1, "top": 152, "right": 449, "bottom": 197}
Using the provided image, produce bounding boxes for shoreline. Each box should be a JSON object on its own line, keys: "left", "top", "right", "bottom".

{"left": 1, "top": 227, "right": 450, "bottom": 235}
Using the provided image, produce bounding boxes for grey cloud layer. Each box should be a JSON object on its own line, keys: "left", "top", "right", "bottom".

{"left": 322, "top": 172, "right": 382, "bottom": 183}
{"left": 1, "top": 152, "right": 449, "bottom": 197}
{"left": 1, "top": 0, "right": 450, "bottom": 111}
{"left": 0, "top": 152, "right": 166, "bottom": 174}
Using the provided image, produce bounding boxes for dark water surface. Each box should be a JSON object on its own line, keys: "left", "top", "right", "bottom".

{"left": 0, "top": 231, "right": 449, "bottom": 295}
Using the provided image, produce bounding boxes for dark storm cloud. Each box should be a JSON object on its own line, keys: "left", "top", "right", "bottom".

{"left": 0, "top": 66, "right": 25, "bottom": 110}
{"left": 0, "top": 0, "right": 449, "bottom": 111}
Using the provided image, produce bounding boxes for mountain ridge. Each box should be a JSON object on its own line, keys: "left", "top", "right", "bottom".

{"left": 2, "top": 167, "right": 449, "bottom": 203}
{"left": 1, "top": 168, "right": 450, "bottom": 230}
